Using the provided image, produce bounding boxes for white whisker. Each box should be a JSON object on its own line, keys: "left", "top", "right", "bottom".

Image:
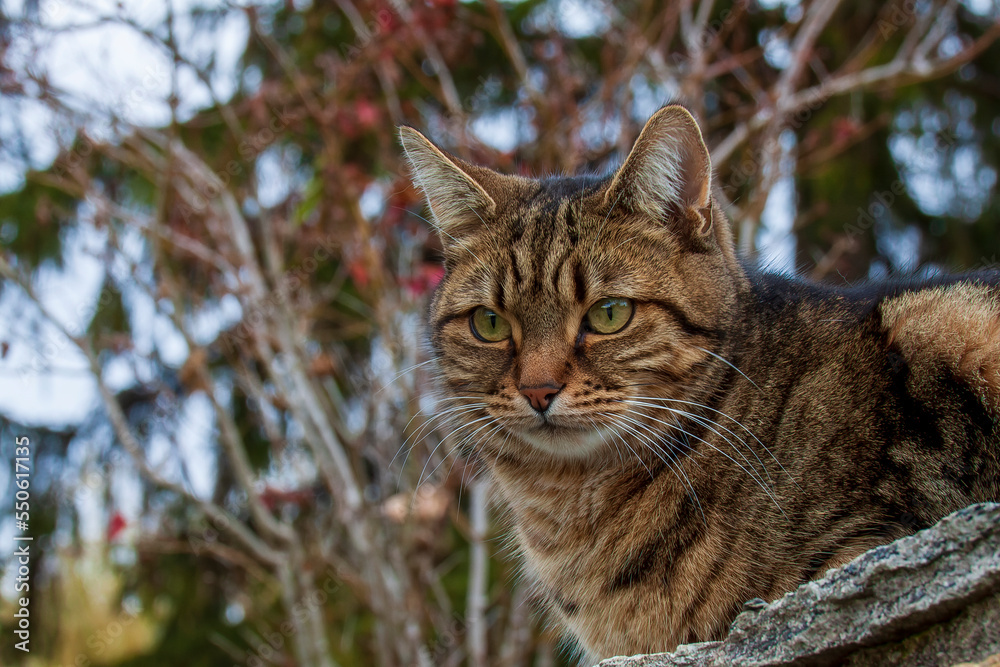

{"left": 377, "top": 358, "right": 438, "bottom": 394}
{"left": 626, "top": 399, "right": 772, "bottom": 484}
{"left": 627, "top": 394, "right": 797, "bottom": 487}
{"left": 406, "top": 207, "right": 489, "bottom": 272}
{"left": 604, "top": 412, "right": 705, "bottom": 522}
{"left": 695, "top": 346, "right": 761, "bottom": 392}
{"left": 417, "top": 413, "right": 493, "bottom": 486}
{"left": 624, "top": 404, "right": 786, "bottom": 517}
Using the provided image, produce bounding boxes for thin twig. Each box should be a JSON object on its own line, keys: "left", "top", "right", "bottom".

{"left": 0, "top": 254, "right": 283, "bottom": 567}
{"left": 466, "top": 477, "right": 490, "bottom": 667}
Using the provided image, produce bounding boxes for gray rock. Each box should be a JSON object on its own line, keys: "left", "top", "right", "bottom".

{"left": 599, "top": 503, "right": 1000, "bottom": 667}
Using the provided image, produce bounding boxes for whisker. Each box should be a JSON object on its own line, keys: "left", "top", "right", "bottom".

{"left": 605, "top": 412, "right": 705, "bottom": 523}
{"left": 626, "top": 405, "right": 786, "bottom": 517}
{"left": 405, "top": 207, "right": 489, "bottom": 273}
{"left": 609, "top": 232, "right": 647, "bottom": 254}
{"left": 588, "top": 416, "right": 624, "bottom": 467}
{"left": 694, "top": 346, "right": 761, "bottom": 392}
{"left": 376, "top": 358, "right": 438, "bottom": 394}
{"left": 393, "top": 402, "right": 468, "bottom": 469}
{"left": 626, "top": 399, "right": 772, "bottom": 485}
{"left": 600, "top": 415, "right": 654, "bottom": 479}
{"left": 394, "top": 408, "right": 461, "bottom": 489}
{"left": 417, "top": 413, "right": 494, "bottom": 487}
{"left": 457, "top": 422, "right": 508, "bottom": 506}
{"left": 395, "top": 401, "right": 485, "bottom": 468}
{"left": 681, "top": 410, "right": 771, "bottom": 484}
{"left": 628, "top": 395, "right": 797, "bottom": 487}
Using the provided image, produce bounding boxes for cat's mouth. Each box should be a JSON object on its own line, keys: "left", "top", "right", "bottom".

{"left": 514, "top": 420, "right": 612, "bottom": 458}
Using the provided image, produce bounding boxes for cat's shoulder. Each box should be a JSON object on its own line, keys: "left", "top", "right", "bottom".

{"left": 853, "top": 270, "right": 1000, "bottom": 347}
{"left": 748, "top": 267, "right": 1000, "bottom": 408}
{"left": 875, "top": 271, "right": 1000, "bottom": 407}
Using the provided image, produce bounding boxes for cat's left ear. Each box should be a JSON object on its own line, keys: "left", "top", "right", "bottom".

{"left": 606, "top": 105, "right": 714, "bottom": 235}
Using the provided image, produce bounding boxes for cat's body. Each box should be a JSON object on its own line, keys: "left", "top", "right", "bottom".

{"left": 400, "top": 106, "right": 1000, "bottom": 660}
{"left": 487, "top": 269, "right": 1000, "bottom": 657}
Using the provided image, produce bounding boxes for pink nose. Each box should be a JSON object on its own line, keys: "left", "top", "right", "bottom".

{"left": 519, "top": 384, "right": 563, "bottom": 412}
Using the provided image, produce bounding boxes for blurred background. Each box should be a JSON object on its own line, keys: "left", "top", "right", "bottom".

{"left": 0, "top": 0, "right": 998, "bottom": 665}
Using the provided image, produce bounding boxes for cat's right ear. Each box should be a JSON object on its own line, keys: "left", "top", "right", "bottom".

{"left": 399, "top": 126, "right": 496, "bottom": 240}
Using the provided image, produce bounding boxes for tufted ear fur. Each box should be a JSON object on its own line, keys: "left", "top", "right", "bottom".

{"left": 399, "top": 126, "right": 497, "bottom": 241}
{"left": 605, "top": 105, "right": 714, "bottom": 236}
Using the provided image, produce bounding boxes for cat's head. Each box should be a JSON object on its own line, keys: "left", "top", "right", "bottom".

{"left": 402, "top": 106, "right": 745, "bottom": 462}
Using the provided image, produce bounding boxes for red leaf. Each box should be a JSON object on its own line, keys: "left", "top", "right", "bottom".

{"left": 348, "top": 259, "right": 370, "bottom": 288}
{"left": 401, "top": 263, "right": 444, "bottom": 296}
{"left": 107, "top": 512, "right": 127, "bottom": 542}
{"left": 832, "top": 117, "right": 859, "bottom": 144}
{"left": 355, "top": 99, "right": 378, "bottom": 129}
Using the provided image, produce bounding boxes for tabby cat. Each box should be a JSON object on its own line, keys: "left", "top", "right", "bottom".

{"left": 400, "top": 106, "right": 1000, "bottom": 661}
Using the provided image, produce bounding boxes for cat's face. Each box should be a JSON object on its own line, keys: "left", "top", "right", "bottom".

{"left": 402, "top": 107, "right": 742, "bottom": 461}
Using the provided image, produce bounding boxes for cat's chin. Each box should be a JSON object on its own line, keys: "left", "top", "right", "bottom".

{"left": 514, "top": 423, "right": 613, "bottom": 459}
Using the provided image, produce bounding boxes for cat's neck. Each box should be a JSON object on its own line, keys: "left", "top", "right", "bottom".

{"left": 486, "top": 445, "right": 686, "bottom": 535}
{"left": 483, "top": 439, "right": 736, "bottom": 657}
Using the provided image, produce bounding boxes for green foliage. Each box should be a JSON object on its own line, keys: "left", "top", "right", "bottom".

{"left": 116, "top": 553, "right": 239, "bottom": 667}
{"left": 0, "top": 173, "right": 79, "bottom": 270}
{"left": 88, "top": 279, "right": 131, "bottom": 339}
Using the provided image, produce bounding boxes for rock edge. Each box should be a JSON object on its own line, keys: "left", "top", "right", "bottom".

{"left": 598, "top": 502, "right": 1000, "bottom": 667}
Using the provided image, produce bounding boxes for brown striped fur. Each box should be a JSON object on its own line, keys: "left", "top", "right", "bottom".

{"left": 400, "top": 106, "right": 1000, "bottom": 661}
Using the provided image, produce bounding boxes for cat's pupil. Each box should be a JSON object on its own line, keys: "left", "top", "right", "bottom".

{"left": 488, "top": 312, "right": 497, "bottom": 329}
{"left": 603, "top": 304, "right": 614, "bottom": 322}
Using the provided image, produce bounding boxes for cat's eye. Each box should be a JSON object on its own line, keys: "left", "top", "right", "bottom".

{"left": 470, "top": 307, "right": 512, "bottom": 342}
{"left": 585, "top": 298, "right": 634, "bottom": 334}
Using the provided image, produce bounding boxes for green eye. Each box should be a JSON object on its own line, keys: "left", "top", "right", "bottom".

{"left": 586, "top": 298, "right": 634, "bottom": 334}
{"left": 470, "top": 307, "right": 512, "bottom": 342}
